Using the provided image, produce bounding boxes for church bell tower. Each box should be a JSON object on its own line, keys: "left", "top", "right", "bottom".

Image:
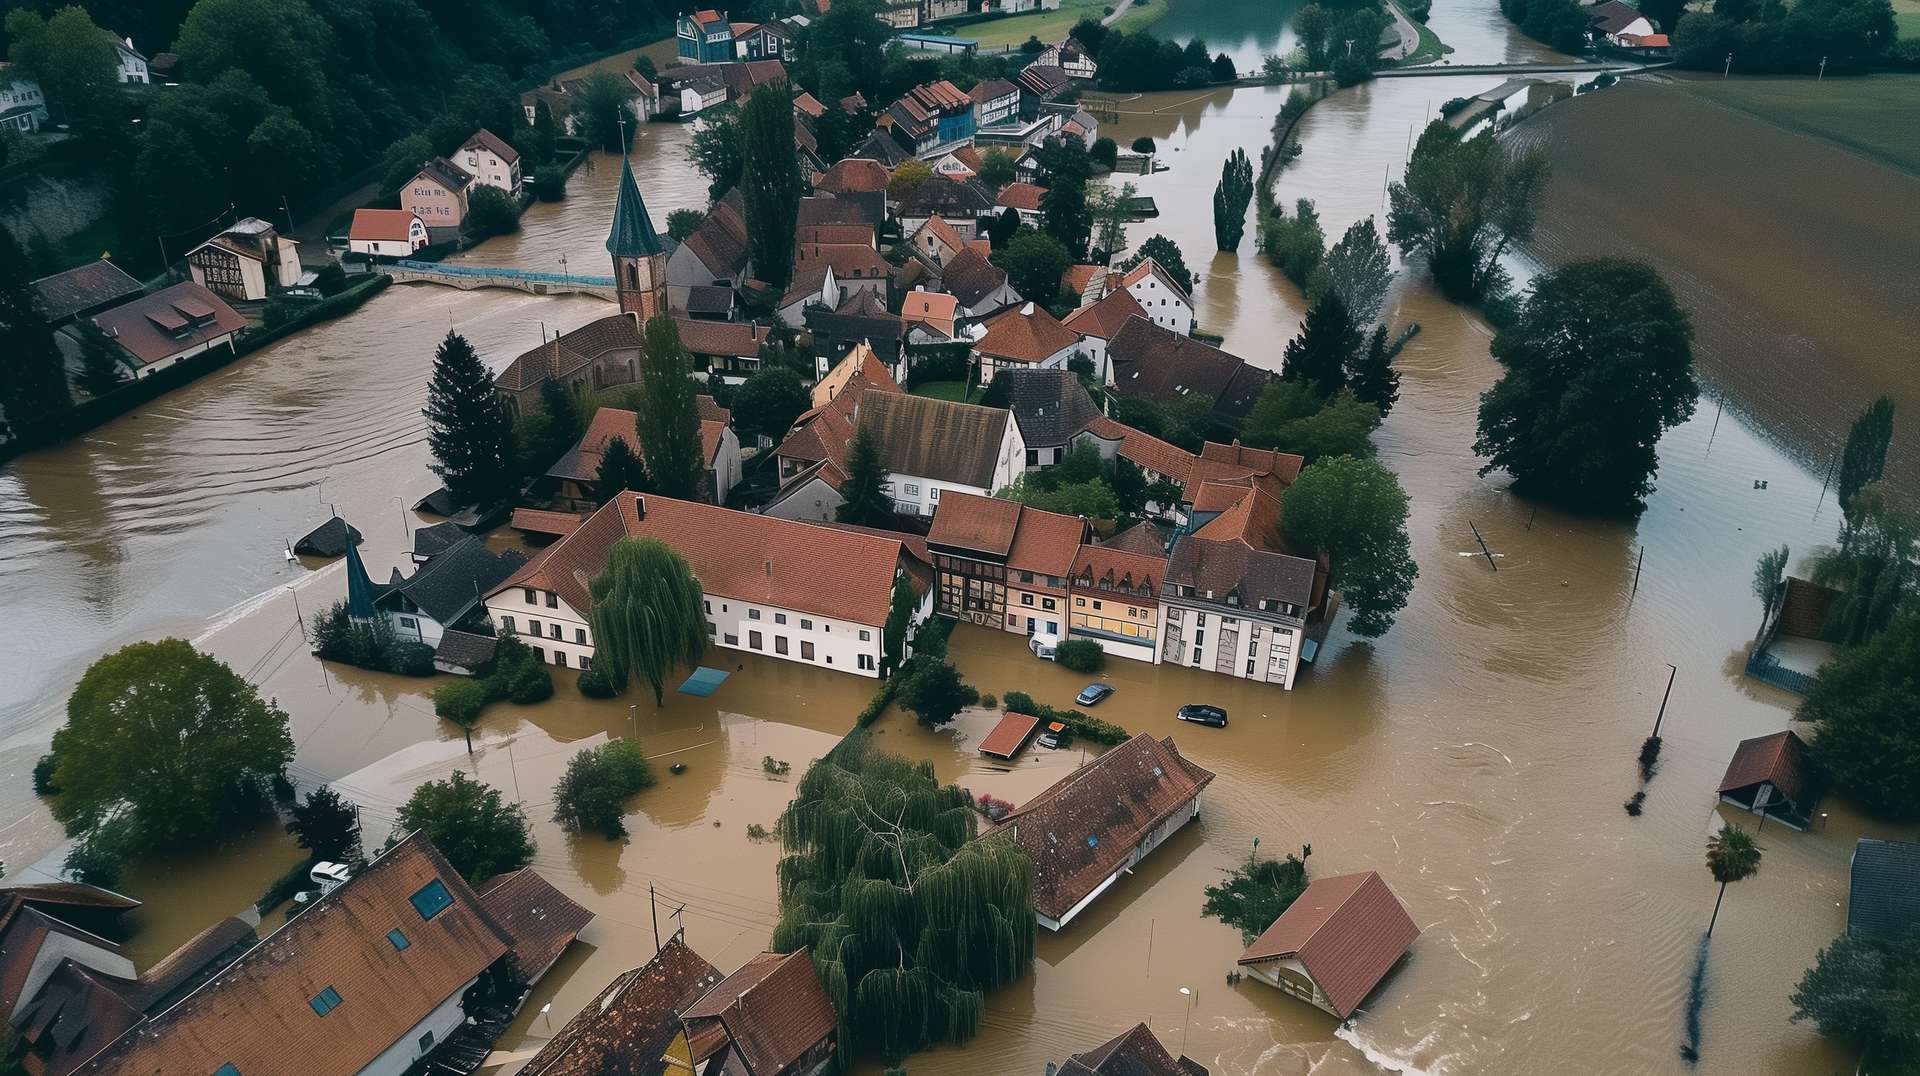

{"left": 607, "top": 152, "right": 668, "bottom": 320}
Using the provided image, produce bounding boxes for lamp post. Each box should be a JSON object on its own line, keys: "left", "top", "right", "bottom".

{"left": 1178, "top": 986, "right": 1194, "bottom": 1056}
{"left": 1723, "top": 52, "right": 1733, "bottom": 77}
{"left": 1817, "top": 56, "right": 1827, "bottom": 81}
{"left": 392, "top": 496, "right": 411, "bottom": 539}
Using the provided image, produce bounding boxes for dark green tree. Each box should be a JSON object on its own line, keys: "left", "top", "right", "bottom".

{"left": 1213, "top": 147, "right": 1255, "bottom": 252}
{"left": 991, "top": 231, "right": 1071, "bottom": 307}
{"left": 587, "top": 537, "right": 708, "bottom": 705}
{"left": 73, "top": 320, "right": 128, "bottom": 399}
{"left": 772, "top": 735, "right": 1034, "bottom": 1062}
{"left": 379, "top": 133, "right": 436, "bottom": 196}
{"left": 636, "top": 316, "right": 706, "bottom": 499}
{"left": 576, "top": 70, "right": 636, "bottom": 152}
{"left": 1791, "top": 929, "right": 1920, "bottom": 1065}
{"left": 1813, "top": 485, "right": 1916, "bottom": 647}
{"left": 1281, "top": 455, "right": 1417, "bottom": 637}
{"left": 0, "top": 224, "right": 73, "bottom": 441}
{"left": 689, "top": 104, "right": 744, "bottom": 201}
{"left": 1801, "top": 609, "right": 1920, "bottom": 819}
{"left": 392, "top": 771, "right": 533, "bottom": 885}
{"left": 1202, "top": 849, "right": 1310, "bottom": 943}
{"left": 4, "top": 7, "right": 121, "bottom": 132}
{"left": 286, "top": 786, "right": 363, "bottom": 863}
{"left": 896, "top": 656, "right": 979, "bottom": 728}
{"left": 1388, "top": 121, "right": 1552, "bottom": 302}
{"left": 1316, "top": 216, "right": 1394, "bottom": 326}
{"left": 1281, "top": 292, "right": 1362, "bottom": 397}
{"left": 530, "top": 98, "right": 558, "bottom": 163}
{"left": 1035, "top": 138, "right": 1094, "bottom": 257}
{"left": 792, "top": 0, "right": 893, "bottom": 98}
{"left": 666, "top": 208, "right": 705, "bottom": 242}
{"left": 985, "top": 207, "right": 1022, "bottom": 250}
{"left": 553, "top": 739, "right": 655, "bottom": 839}
{"left": 1257, "top": 197, "right": 1325, "bottom": 289}
{"left": 593, "top": 435, "right": 650, "bottom": 506}
{"left": 50, "top": 640, "right": 293, "bottom": 858}
{"left": 884, "top": 573, "right": 916, "bottom": 674}
{"left": 1837, "top": 396, "right": 1896, "bottom": 525}
{"left": 1348, "top": 325, "right": 1400, "bottom": 416}
{"left": 424, "top": 331, "right": 518, "bottom": 508}
{"left": 1243, "top": 382, "right": 1381, "bottom": 463}
{"left": 978, "top": 147, "right": 1019, "bottom": 187}
{"left": 1121, "top": 234, "right": 1194, "bottom": 296}
{"left": 467, "top": 184, "right": 522, "bottom": 237}
{"left": 740, "top": 83, "right": 801, "bottom": 290}
{"left": 1752, "top": 544, "right": 1789, "bottom": 629}
{"left": 731, "top": 367, "right": 811, "bottom": 443}
{"left": 523, "top": 379, "right": 584, "bottom": 469}
{"left": 836, "top": 423, "right": 895, "bottom": 527}
{"left": 1473, "top": 259, "right": 1697, "bottom": 515}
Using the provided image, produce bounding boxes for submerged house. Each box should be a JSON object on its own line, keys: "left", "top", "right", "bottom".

{"left": 1053, "top": 1022, "right": 1208, "bottom": 1075}
{"left": 672, "top": 948, "right": 838, "bottom": 1075}
{"left": 517, "top": 934, "right": 722, "bottom": 1076}
{"left": 1716, "top": 729, "right": 1817, "bottom": 830}
{"left": 989, "top": 733, "right": 1214, "bottom": 930}
{"left": 1236, "top": 871, "right": 1419, "bottom": 1019}
{"left": 1847, "top": 838, "right": 1920, "bottom": 942}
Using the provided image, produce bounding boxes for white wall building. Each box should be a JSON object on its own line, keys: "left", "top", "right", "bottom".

{"left": 456, "top": 129, "right": 523, "bottom": 196}
{"left": 1117, "top": 257, "right": 1195, "bottom": 336}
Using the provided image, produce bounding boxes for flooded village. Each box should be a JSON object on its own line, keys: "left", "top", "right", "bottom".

{"left": 2, "top": 0, "right": 1917, "bottom": 1073}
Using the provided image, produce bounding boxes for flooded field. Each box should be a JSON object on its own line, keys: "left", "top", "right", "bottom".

{"left": 1513, "top": 75, "right": 1920, "bottom": 491}
{"left": 1, "top": 30, "right": 1914, "bottom": 1076}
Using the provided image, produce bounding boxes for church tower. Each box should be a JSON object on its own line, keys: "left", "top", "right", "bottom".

{"left": 607, "top": 152, "right": 668, "bottom": 319}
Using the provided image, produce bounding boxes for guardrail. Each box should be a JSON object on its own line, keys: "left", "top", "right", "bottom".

{"left": 392, "top": 260, "right": 615, "bottom": 286}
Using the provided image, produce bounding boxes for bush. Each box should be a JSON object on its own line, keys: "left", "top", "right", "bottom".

{"left": 1331, "top": 55, "right": 1373, "bottom": 87}
{"left": 999, "top": 690, "right": 1128, "bottom": 744}
{"left": 434, "top": 679, "right": 490, "bottom": 723}
{"left": 467, "top": 184, "right": 522, "bottom": 238}
{"left": 896, "top": 655, "right": 979, "bottom": 728}
{"left": 388, "top": 642, "right": 435, "bottom": 677}
{"left": 1055, "top": 638, "right": 1106, "bottom": 673}
{"left": 909, "top": 615, "right": 954, "bottom": 660}
{"left": 1003, "top": 690, "right": 1037, "bottom": 714}
{"left": 762, "top": 755, "right": 792, "bottom": 776}
{"left": 855, "top": 680, "right": 897, "bottom": 728}
{"left": 32, "top": 752, "right": 59, "bottom": 795}
{"left": 507, "top": 663, "right": 554, "bottom": 704}
{"left": 553, "top": 739, "right": 656, "bottom": 839}
{"left": 979, "top": 693, "right": 998, "bottom": 709}
{"left": 577, "top": 665, "right": 616, "bottom": 698}
{"left": 1131, "top": 136, "right": 1156, "bottom": 153}
{"left": 312, "top": 263, "right": 348, "bottom": 296}
{"left": 1090, "top": 136, "right": 1118, "bottom": 170}
{"left": 256, "top": 859, "right": 315, "bottom": 916}
{"left": 1439, "top": 96, "right": 1472, "bottom": 116}
{"left": 533, "top": 164, "right": 567, "bottom": 201}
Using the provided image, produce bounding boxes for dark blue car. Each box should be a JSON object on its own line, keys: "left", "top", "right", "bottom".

{"left": 1076, "top": 683, "right": 1114, "bottom": 706}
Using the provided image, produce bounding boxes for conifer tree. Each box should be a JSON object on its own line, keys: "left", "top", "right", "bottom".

{"left": 0, "top": 224, "right": 73, "bottom": 441}
{"left": 594, "top": 436, "right": 649, "bottom": 506}
{"left": 423, "top": 330, "right": 518, "bottom": 508}
{"left": 1837, "top": 396, "right": 1895, "bottom": 525}
{"left": 1347, "top": 324, "right": 1400, "bottom": 416}
{"left": 1281, "top": 292, "right": 1361, "bottom": 397}
{"left": 835, "top": 423, "right": 894, "bottom": 527}
{"left": 74, "top": 321, "right": 128, "bottom": 399}
{"left": 739, "top": 83, "right": 800, "bottom": 290}
{"left": 635, "top": 316, "right": 706, "bottom": 499}
{"left": 1212, "top": 147, "right": 1255, "bottom": 252}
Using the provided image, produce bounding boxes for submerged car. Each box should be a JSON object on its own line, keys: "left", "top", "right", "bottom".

{"left": 1075, "top": 683, "right": 1114, "bottom": 706}
{"left": 1037, "top": 721, "right": 1071, "bottom": 748}
{"left": 1175, "top": 704, "right": 1228, "bottom": 728}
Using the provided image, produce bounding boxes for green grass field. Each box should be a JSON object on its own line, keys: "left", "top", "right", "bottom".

{"left": 910, "top": 380, "right": 982, "bottom": 402}
{"left": 948, "top": 0, "right": 1114, "bottom": 51}
{"left": 1676, "top": 74, "right": 1920, "bottom": 177}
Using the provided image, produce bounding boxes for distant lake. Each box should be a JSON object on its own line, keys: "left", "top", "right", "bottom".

{"left": 1139, "top": 0, "right": 1303, "bottom": 72}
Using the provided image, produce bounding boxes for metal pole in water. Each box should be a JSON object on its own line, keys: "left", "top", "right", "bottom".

{"left": 1705, "top": 399, "right": 1723, "bottom": 455}
{"left": 1469, "top": 520, "right": 1497, "bottom": 570}
{"left": 1652, "top": 663, "right": 1676, "bottom": 739}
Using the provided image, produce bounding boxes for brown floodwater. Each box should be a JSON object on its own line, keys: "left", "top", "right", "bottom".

{"left": 0, "top": 32, "right": 1909, "bottom": 1076}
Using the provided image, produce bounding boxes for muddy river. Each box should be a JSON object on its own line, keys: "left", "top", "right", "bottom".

{"left": 1, "top": 8, "right": 1913, "bottom": 1074}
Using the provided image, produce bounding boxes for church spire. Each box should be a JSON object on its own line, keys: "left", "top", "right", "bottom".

{"left": 343, "top": 529, "right": 378, "bottom": 623}
{"left": 606, "top": 151, "right": 664, "bottom": 258}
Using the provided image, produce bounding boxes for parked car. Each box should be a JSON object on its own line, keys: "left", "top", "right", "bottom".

{"left": 1175, "top": 704, "right": 1228, "bottom": 728}
{"left": 1037, "top": 721, "right": 1071, "bottom": 748}
{"left": 1029, "top": 632, "right": 1059, "bottom": 660}
{"left": 1075, "top": 683, "right": 1114, "bottom": 706}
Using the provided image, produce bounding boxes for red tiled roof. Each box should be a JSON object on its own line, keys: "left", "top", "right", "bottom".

{"left": 1198, "top": 441, "right": 1305, "bottom": 486}
{"left": 1060, "top": 1022, "right": 1203, "bottom": 1076}
{"left": 991, "top": 734, "right": 1214, "bottom": 923}
{"left": 460, "top": 127, "right": 520, "bottom": 165}
{"left": 797, "top": 243, "right": 890, "bottom": 280}
{"left": 681, "top": 949, "right": 837, "bottom": 1075}
{"left": 1237, "top": 871, "right": 1420, "bottom": 1019}
{"left": 518, "top": 935, "right": 722, "bottom": 1076}
{"left": 349, "top": 208, "right": 421, "bottom": 242}
{"left": 495, "top": 493, "right": 910, "bottom": 627}
{"left": 673, "top": 316, "right": 769, "bottom": 359}
{"left": 996, "top": 181, "right": 1047, "bottom": 211}
{"left": 981, "top": 712, "right": 1042, "bottom": 759}
{"left": 909, "top": 79, "right": 971, "bottom": 113}
{"left": 90, "top": 282, "right": 246, "bottom": 368}
{"left": 547, "top": 403, "right": 729, "bottom": 483}
{"left": 810, "top": 342, "right": 901, "bottom": 409}
{"left": 927, "top": 490, "right": 1021, "bottom": 556}
{"left": 1717, "top": 729, "right": 1810, "bottom": 804}
{"left": 900, "top": 290, "right": 959, "bottom": 334}
{"left": 1061, "top": 263, "right": 1106, "bottom": 300}
{"left": 1083, "top": 416, "right": 1196, "bottom": 485}
{"left": 475, "top": 869, "right": 593, "bottom": 982}
{"left": 793, "top": 91, "right": 827, "bottom": 118}
{"left": 796, "top": 223, "right": 875, "bottom": 248}
{"left": 913, "top": 214, "right": 969, "bottom": 256}
{"left": 1063, "top": 287, "right": 1146, "bottom": 340}
{"left": 816, "top": 157, "right": 891, "bottom": 194}
{"left": 1071, "top": 541, "right": 1163, "bottom": 602}
{"left": 71, "top": 834, "right": 512, "bottom": 1076}
{"left": 977, "top": 301, "right": 1081, "bottom": 364}
{"left": 1008, "top": 504, "right": 1087, "bottom": 577}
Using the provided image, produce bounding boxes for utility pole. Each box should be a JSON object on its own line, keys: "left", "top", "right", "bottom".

{"left": 1818, "top": 56, "right": 1827, "bottom": 81}
{"left": 1468, "top": 520, "right": 1497, "bottom": 571}
{"left": 650, "top": 883, "right": 661, "bottom": 952}
{"left": 1630, "top": 545, "right": 1645, "bottom": 601}
{"left": 1640, "top": 662, "right": 1676, "bottom": 773}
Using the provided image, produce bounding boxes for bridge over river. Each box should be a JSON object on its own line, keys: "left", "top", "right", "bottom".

{"left": 386, "top": 260, "right": 616, "bottom": 300}
{"left": 1376, "top": 59, "right": 1663, "bottom": 77}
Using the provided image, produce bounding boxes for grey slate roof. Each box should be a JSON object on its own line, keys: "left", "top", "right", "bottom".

{"left": 412, "top": 521, "right": 465, "bottom": 561}
{"left": 685, "top": 285, "right": 735, "bottom": 316}
{"left": 1848, "top": 838, "right": 1920, "bottom": 942}
{"left": 31, "top": 260, "right": 145, "bottom": 323}
{"left": 294, "top": 516, "right": 363, "bottom": 557}
{"left": 433, "top": 630, "right": 499, "bottom": 672}
{"left": 898, "top": 176, "right": 996, "bottom": 219}
{"left": 1000, "top": 368, "right": 1100, "bottom": 448}
{"left": 376, "top": 535, "right": 527, "bottom": 626}
{"left": 1163, "top": 535, "right": 1316, "bottom": 612}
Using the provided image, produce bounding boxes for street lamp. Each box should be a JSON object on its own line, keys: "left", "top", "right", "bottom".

{"left": 1817, "top": 56, "right": 1828, "bottom": 81}
{"left": 1723, "top": 52, "right": 1733, "bottom": 78}
{"left": 1178, "top": 986, "right": 1194, "bottom": 1056}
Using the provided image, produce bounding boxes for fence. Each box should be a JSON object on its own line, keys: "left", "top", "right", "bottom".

{"left": 393, "top": 260, "right": 615, "bottom": 287}
{"left": 1744, "top": 648, "right": 1818, "bottom": 696}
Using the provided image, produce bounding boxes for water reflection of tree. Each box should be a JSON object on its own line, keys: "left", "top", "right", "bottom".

{"left": 8, "top": 445, "right": 125, "bottom": 616}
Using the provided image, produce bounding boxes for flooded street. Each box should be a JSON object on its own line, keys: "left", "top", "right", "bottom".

{"left": 0, "top": 8, "right": 1912, "bottom": 1073}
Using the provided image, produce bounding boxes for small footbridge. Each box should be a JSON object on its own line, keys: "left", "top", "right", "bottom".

{"left": 387, "top": 260, "right": 616, "bottom": 300}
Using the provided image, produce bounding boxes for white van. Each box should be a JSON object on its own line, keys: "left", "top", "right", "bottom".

{"left": 1028, "top": 632, "right": 1059, "bottom": 660}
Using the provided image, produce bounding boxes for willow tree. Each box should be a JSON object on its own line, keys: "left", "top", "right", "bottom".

{"left": 586, "top": 537, "right": 707, "bottom": 704}
{"left": 773, "top": 735, "right": 1034, "bottom": 1066}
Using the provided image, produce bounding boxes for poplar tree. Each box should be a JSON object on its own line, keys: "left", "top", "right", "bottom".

{"left": 586, "top": 538, "right": 707, "bottom": 704}
{"left": 773, "top": 735, "right": 1035, "bottom": 1063}
{"left": 1212, "top": 147, "right": 1255, "bottom": 252}
{"left": 423, "top": 330, "right": 518, "bottom": 508}
{"left": 0, "top": 224, "right": 73, "bottom": 442}
{"left": 739, "top": 83, "right": 800, "bottom": 289}
{"left": 635, "top": 316, "right": 706, "bottom": 499}
{"left": 1837, "top": 396, "right": 1896, "bottom": 525}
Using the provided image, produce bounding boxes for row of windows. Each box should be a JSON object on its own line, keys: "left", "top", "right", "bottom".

{"left": 1073, "top": 596, "right": 1146, "bottom": 617}
{"left": 500, "top": 616, "right": 586, "bottom": 645}
{"left": 530, "top": 645, "right": 590, "bottom": 670}
{"left": 1017, "top": 593, "right": 1057, "bottom": 611}
{"left": 522, "top": 587, "right": 559, "bottom": 608}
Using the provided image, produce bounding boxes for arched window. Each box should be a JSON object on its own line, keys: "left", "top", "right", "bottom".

{"left": 625, "top": 263, "right": 638, "bottom": 289}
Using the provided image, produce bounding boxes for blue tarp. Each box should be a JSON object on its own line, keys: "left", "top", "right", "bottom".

{"left": 678, "top": 666, "right": 731, "bottom": 696}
